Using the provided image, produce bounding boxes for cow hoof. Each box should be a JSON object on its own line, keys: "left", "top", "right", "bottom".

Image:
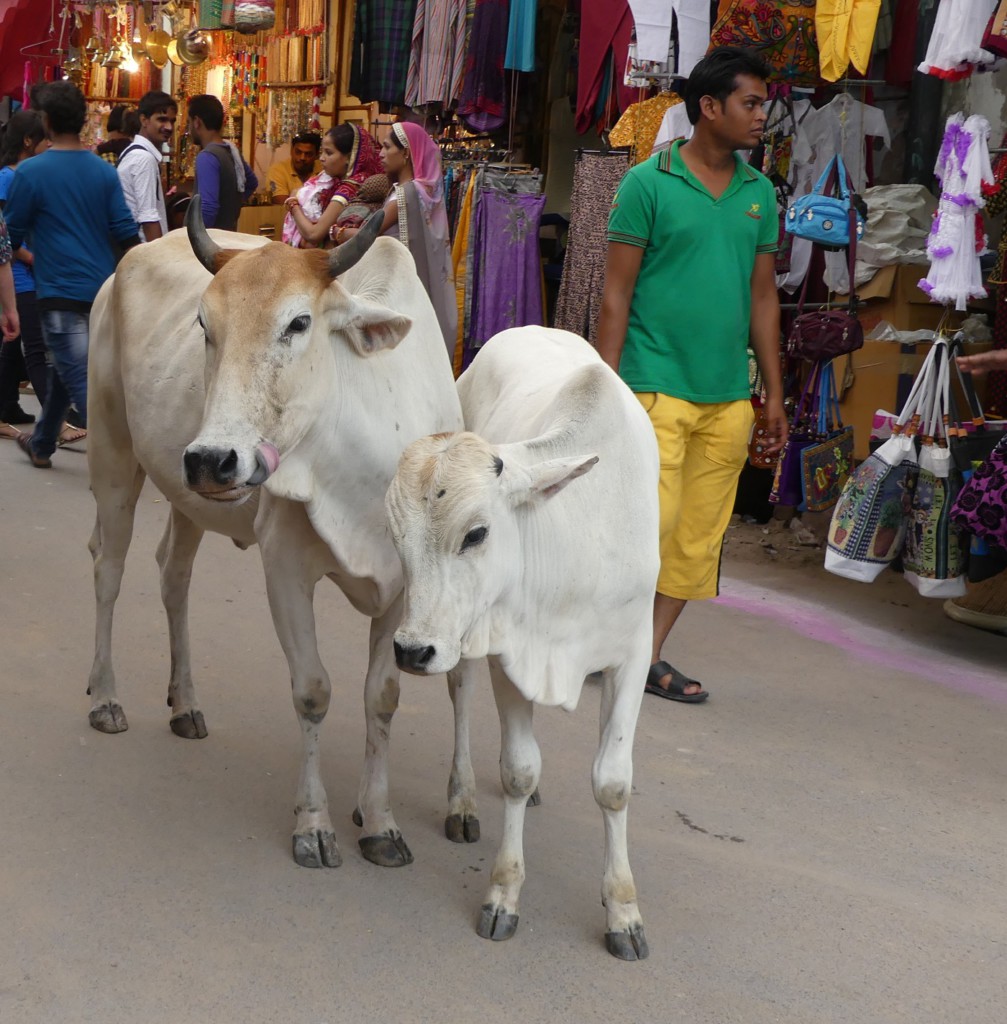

{"left": 170, "top": 710, "right": 208, "bottom": 740}
{"left": 292, "top": 830, "right": 342, "bottom": 868}
{"left": 351, "top": 807, "right": 363, "bottom": 827}
{"left": 89, "top": 702, "right": 128, "bottom": 734}
{"left": 359, "top": 833, "right": 414, "bottom": 867}
{"left": 445, "top": 813, "right": 480, "bottom": 844}
{"left": 476, "top": 904, "right": 519, "bottom": 942}
{"left": 604, "top": 924, "right": 650, "bottom": 961}
{"left": 526, "top": 788, "right": 541, "bottom": 807}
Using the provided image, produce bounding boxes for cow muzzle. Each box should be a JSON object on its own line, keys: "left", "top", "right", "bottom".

{"left": 183, "top": 442, "right": 279, "bottom": 501}
{"left": 392, "top": 632, "right": 461, "bottom": 676}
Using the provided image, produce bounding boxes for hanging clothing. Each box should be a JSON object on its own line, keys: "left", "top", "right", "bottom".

{"left": 576, "top": 0, "right": 635, "bottom": 134}
{"left": 709, "top": 0, "right": 820, "bottom": 85}
{"left": 457, "top": 0, "right": 509, "bottom": 132}
{"left": 387, "top": 123, "right": 457, "bottom": 356}
{"left": 919, "top": 113, "right": 994, "bottom": 311}
{"left": 349, "top": 0, "right": 418, "bottom": 106}
{"left": 451, "top": 171, "right": 478, "bottom": 375}
{"left": 627, "top": 0, "right": 710, "bottom": 75}
{"left": 886, "top": 0, "right": 921, "bottom": 86}
{"left": 984, "top": 0, "right": 1007, "bottom": 57}
{"left": 467, "top": 190, "right": 546, "bottom": 359}
{"left": 816, "top": 0, "right": 883, "bottom": 81}
{"left": 505, "top": 0, "right": 537, "bottom": 72}
{"left": 405, "top": 0, "right": 468, "bottom": 108}
{"left": 652, "top": 103, "right": 694, "bottom": 152}
{"left": 918, "top": 0, "right": 998, "bottom": 79}
{"left": 554, "top": 151, "right": 630, "bottom": 342}
{"left": 609, "top": 93, "right": 682, "bottom": 163}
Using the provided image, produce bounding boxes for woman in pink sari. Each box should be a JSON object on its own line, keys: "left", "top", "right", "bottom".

{"left": 283, "top": 123, "right": 385, "bottom": 248}
{"left": 372, "top": 122, "right": 458, "bottom": 357}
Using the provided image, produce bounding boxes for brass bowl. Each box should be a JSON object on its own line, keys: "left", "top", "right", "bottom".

{"left": 166, "top": 37, "right": 183, "bottom": 66}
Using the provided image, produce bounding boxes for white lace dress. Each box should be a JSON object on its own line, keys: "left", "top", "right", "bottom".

{"left": 919, "top": 113, "right": 994, "bottom": 311}
{"left": 918, "top": 0, "right": 998, "bottom": 79}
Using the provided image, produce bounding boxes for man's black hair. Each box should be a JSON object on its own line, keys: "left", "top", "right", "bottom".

{"left": 138, "top": 90, "right": 177, "bottom": 119}
{"left": 35, "top": 81, "right": 87, "bottom": 136}
{"left": 291, "top": 131, "right": 321, "bottom": 151}
{"left": 1, "top": 109, "right": 45, "bottom": 168}
{"left": 107, "top": 104, "right": 128, "bottom": 133}
{"left": 187, "top": 94, "right": 224, "bottom": 132}
{"left": 122, "top": 109, "right": 141, "bottom": 138}
{"left": 684, "top": 46, "right": 771, "bottom": 126}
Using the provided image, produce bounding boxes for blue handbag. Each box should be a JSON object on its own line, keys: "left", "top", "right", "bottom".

{"left": 785, "top": 154, "right": 866, "bottom": 250}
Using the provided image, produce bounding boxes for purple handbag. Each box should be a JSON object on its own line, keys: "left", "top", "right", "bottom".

{"left": 949, "top": 435, "right": 1007, "bottom": 552}
{"left": 787, "top": 163, "right": 865, "bottom": 363}
{"left": 770, "top": 363, "right": 825, "bottom": 507}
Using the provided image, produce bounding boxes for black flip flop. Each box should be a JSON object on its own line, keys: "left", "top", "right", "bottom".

{"left": 645, "top": 660, "right": 709, "bottom": 703}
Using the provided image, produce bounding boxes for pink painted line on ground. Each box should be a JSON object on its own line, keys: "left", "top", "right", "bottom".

{"left": 714, "top": 578, "right": 1007, "bottom": 706}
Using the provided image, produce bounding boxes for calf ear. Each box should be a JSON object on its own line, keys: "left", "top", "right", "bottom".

{"left": 505, "top": 453, "right": 599, "bottom": 505}
{"left": 330, "top": 297, "right": 413, "bottom": 356}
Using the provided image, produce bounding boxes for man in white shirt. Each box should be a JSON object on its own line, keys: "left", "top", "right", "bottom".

{"left": 116, "top": 90, "right": 176, "bottom": 242}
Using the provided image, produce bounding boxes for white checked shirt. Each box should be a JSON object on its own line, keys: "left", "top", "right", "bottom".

{"left": 116, "top": 134, "right": 168, "bottom": 239}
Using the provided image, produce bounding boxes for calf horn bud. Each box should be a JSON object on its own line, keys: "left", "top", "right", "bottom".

{"left": 327, "top": 208, "right": 384, "bottom": 278}
{"left": 185, "top": 193, "right": 224, "bottom": 274}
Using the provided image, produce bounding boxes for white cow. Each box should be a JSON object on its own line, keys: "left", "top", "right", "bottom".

{"left": 385, "top": 327, "right": 660, "bottom": 959}
{"left": 86, "top": 207, "right": 482, "bottom": 869}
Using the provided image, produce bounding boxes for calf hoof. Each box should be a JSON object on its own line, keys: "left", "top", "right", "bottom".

{"left": 351, "top": 807, "right": 363, "bottom": 827}
{"left": 445, "top": 813, "right": 480, "bottom": 844}
{"left": 292, "top": 830, "right": 342, "bottom": 868}
{"left": 604, "top": 924, "right": 650, "bottom": 961}
{"left": 359, "top": 833, "right": 414, "bottom": 867}
{"left": 526, "top": 788, "right": 541, "bottom": 807}
{"left": 89, "top": 702, "right": 128, "bottom": 734}
{"left": 170, "top": 710, "right": 208, "bottom": 740}
{"left": 476, "top": 904, "right": 519, "bottom": 942}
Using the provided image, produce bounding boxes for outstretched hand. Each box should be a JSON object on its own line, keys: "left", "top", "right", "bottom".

{"left": 957, "top": 350, "right": 1007, "bottom": 375}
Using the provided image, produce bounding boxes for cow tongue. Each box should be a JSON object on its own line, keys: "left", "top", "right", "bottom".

{"left": 256, "top": 442, "right": 281, "bottom": 476}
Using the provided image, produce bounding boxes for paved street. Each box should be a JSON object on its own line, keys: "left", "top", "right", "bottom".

{"left": 2, "top": 416, "right": 1006, "bottom": 1024}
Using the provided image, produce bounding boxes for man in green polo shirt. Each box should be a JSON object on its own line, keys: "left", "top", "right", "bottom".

{"left": 597, "top": 46, "right": 787, "bottom": 705}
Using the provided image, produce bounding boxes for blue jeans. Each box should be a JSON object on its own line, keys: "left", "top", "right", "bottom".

{"left": 32, "top": 308, "right": 89, "bottom": 458}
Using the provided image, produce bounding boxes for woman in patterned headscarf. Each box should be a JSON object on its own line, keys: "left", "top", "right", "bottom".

{"left": 342, "top": 121, "right": 457, "bottom": 357}
{"left": 283, "top": 123, "right": 387, "bottom": 248}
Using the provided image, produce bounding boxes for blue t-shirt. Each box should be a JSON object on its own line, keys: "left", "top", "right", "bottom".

{"left": 4, "top": 149, "right": 137, "bottom": 305}
{"left": 0, "top": 165, "right": 33, "bottom": 293}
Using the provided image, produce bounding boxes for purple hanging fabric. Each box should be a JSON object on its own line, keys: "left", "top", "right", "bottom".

{"left": 465, "top": 189, "right": 546, "bottom": 369}
{"left": 457, "top": 0, "right": 508, "bottom": 132}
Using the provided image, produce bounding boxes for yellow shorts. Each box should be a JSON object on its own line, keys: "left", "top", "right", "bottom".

{"left": 636, "top": 394, "right": 754, "bottom": 601}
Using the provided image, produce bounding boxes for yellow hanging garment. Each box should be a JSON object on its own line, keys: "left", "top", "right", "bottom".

{"left": 817, "top": 0, "right": 883, "bottom": 82}
{"left": 609, "top": 93, "right": 682, "bottom": 163}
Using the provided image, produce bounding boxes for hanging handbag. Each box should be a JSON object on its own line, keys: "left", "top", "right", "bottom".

{"left": 769, "top": 363, "right": 825, "bottom": 507}
{"left": 901, "top": 341, "right": 968, "bottom": 597}
{"left": 950, "top": 434, "right": 1007, "bottom": 554}
{"left": 786, "top": 227, "right": 865, "bottom": 362}
{"left": 799, "top": 362, "right": 855, "bottom": 513}
{"left": 825, "top": 344, "right": 941, "bottom": 582}
{"left": 785, "top": 154, "right": 866, "bottom": 250}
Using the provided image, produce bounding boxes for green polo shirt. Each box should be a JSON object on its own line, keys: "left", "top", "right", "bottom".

{"left": 608, "top": 141, "right": 778, "bottom": 403}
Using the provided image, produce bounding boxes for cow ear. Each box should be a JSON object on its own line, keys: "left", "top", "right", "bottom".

{"left": 331, "top": 297, "right": 413, "bottom": 356}
{"left": 504, "top": 453, "right": 599, "bottom": 506}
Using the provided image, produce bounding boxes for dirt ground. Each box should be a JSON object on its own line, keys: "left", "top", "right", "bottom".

{"left": 2, "top": 419, "right": 1006, "bottom": 1024}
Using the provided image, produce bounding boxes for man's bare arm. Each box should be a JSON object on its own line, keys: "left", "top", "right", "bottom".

{"left": 595, "top": 242, "right": 644, "bottom": 374}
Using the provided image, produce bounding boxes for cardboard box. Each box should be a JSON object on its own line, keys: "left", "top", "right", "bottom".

{"left": 838, "top": 263, "right": 979, "bottom": 335}
{"left": 835, "top": 338, "right": 992, "bottom": 460}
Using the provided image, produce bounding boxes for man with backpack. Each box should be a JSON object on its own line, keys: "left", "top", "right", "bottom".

{"left": 117, "top": 90, "right": 176, "bottom": 242}
{"left": 186, "top": 95, "right": 257, "bottom": 232}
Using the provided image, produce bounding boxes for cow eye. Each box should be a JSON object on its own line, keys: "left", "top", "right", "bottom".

{"left": 461, "top": 526, "right": 488, "bottom": 552}
{"left": 287, "top": 314, "right": 311, "bottom": 334}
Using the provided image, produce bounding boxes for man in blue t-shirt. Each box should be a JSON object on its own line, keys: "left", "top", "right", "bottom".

{"left": 4, "top": 81, "right": 139, "bottom": 469}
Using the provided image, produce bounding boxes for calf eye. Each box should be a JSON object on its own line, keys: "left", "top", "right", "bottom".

{"left": 288, "top": 314, "right": 311, "bottom": 334}
{"left": 461, "top": 526, "right": 488, "bottom": 552}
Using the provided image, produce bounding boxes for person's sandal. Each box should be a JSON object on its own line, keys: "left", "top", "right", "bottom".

{"left": 645, "top": 660, "right": 709, "bottom": 703}
{"left": 57, "top": 424, "right": 87, "bottom": 450}
{"left": 16, "top": 432, "right": 51, "bottom": 468}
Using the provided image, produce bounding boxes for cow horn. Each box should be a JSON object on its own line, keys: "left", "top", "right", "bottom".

{"left": 186, "top": 193, "right": 222, "bottom": 274}
{"left": 327, "top": 208, "right": 384, "bottom": 278}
